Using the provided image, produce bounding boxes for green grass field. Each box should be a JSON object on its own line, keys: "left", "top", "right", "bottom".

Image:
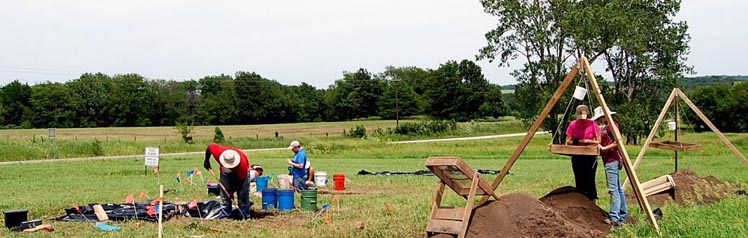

{"left": 0, "top": 123, "right": 746, "bottom": 237}
{"left": 0, "top": 119, "right": 526, "bottom": 162}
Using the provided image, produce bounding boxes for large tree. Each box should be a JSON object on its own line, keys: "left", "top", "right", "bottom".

{"left": 325, "top": 68, "right": 385, "bottom": 120}
{"left": 67, "top": 73, "right": 116, "bottom": 127}
{"left": 289, "top": 82, "right": 326, "bottom": 122}
{"left": 198, "top": 75, "right": 238, "bottom": 125}
{"left": 478, "top": 0, "right": 691, "bottom": 143}
{"left": 377, "top": 81, "right": 422, "bottom": 120}
{"left": 234, "top": 72, "right": 295, "bottom": 124}
{"left": 424, "top": 60, "right": 501, "bottom": 121}
{"left": 0, "top": 80, "right": 32, "bottom": 126}
{"left": 110, "top": 74, "right": 156, "bottom": 126}
{"left": 29, "top": 82, "right": 75, "bottom": 128}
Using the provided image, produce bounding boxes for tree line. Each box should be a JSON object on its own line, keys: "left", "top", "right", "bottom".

{"left": 0, "top": 59, "right": 505, "bottom": 129}
{"left": 685, "top": 82, "right": 748, "bottom": 133}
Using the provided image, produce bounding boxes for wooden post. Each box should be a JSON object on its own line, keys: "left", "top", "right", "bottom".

{"left": 158, "top": 185, "right": 164, "bottom": 238}
{"left": 582, "top": 57, "right": 660, "bottom": 233}
{"left": 480, "top": 63, "right": 581, "bottom": 204}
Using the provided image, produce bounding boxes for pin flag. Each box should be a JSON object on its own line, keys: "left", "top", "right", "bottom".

{"left": 150, "top": 197, "right": 164, "bottom": 205}
{"left": 153, "top": 167, "right": 160, "bottom": 174}
{"left": 188, "top": 200, "right": 198, "bottom": 209}
{"left": 125, "top": 194, "right": 135, "bottom": 204}
{"left": 139, "top": 192, "right": 148, "bottom": 200}
{"left": 324, "top": 211, "right": 331, "bottom": 224}
{"left": 187, "top": 169, "right": 195, "bottom": 178}
{"left": 146, "top": 205, "right": 157, "bottom": 216}
{"left": 195, "top": 168, "right": 204, "bottom": 182}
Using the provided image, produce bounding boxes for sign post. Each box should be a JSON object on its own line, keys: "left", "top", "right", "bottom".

{"left": 144, "top": 147, "right": 160, "bottom": 175}
{"left": 48, "top": 128, "right": 57, "bottom": 159}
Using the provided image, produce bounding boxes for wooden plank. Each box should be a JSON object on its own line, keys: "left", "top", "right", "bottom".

{"left": 676, "top": 89, "right": 748, "bottom": 166}
{"left": 644, "top": 183, "right": 673, "bottom": 197}
{"left": 549, "top": 144, "right": 599, "bottom": 156}
{"left": 433, "top": 207, "right": 465, "bottom": 221}
{"left": 426, "top": 157, "right": 461, "bottom": 167}
{"left": 480, "top": 63, "right": 582, "bottom": 204}
{"left": 430, "top": 182, "right": 446, "bottom": 219}
{"left": 650, "top": 141, "right": 702, "bottom": 152}
{"left": 426, "top": 219, "right": 462, "bottom": 235}
{"left": 640, "top": 175, "right": 670, "bottom": 191}
{"left": 460, "top": 173, "right": 480, "bottom": 238}
{"left": 583, "top": 56, "right": 660, "bottom": 233}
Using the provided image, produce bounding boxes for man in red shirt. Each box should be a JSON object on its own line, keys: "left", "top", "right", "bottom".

{"left": 203, "top": 143, "right": 251, "bottom": 219}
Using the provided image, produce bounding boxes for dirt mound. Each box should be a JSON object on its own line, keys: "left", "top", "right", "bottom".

{"left": 646, "top": 169, "right": 738, "bottom": 206}
{"left": 465, "top": 189, "right": 610, "bottom": 238}
{"left": 540, "top": 187, "right": 611, "bottom": 235}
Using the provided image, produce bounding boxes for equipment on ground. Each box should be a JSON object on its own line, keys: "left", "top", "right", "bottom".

{"left": 424, "top": 157, "right": 500, "bottom": 238}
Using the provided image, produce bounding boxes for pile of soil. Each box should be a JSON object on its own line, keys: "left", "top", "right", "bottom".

{"left": 647, "top": 169, "right": 739, "bottom": 206}
{"left": 465, "top": 187, "right": 610, "bottom": 238}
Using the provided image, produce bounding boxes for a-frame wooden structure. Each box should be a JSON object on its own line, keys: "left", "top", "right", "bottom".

{"left": 425, "top": 157, "right": 501, "bottom": 238}
{"left": 477, "top": 56, "right": 661, "bottom": 233}
{"left": 624, "top": 88, "right": 748, "bottom": 187}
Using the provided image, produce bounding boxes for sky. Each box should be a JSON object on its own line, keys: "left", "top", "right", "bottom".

{"left": 0, "top": 0, "right": 746, "bottom": 88}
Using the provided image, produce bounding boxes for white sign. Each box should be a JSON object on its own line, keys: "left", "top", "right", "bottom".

{"left": 144, "top": 147, "right": 160, "bottom": 167}
{"left": 48, "top": 128, "right": 56, "bottom": 138}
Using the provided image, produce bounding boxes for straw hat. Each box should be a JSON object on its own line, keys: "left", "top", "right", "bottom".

{"left": 575, "top": 105, "right": 589, "bottom": 119}
{"left": 219, "top": 150, "right": 241, "bottom": 169}
{"left": 591, "top": 106, "right": 616, "bottom": 121}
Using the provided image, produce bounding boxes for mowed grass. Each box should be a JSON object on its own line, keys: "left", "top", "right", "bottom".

{"left": 0, "top": 120, "right": 526, "bottom": 162}
{"left": 0, "top": 130, "right": 746, "bottom": 237}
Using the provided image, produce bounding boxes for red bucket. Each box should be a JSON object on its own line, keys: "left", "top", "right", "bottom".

{"left": 333, "top": 174, "right": 346, "bottom": 190}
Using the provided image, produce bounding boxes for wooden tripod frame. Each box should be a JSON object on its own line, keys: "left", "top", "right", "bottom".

{"left": 623, "top": 88, "right": 748, "bottom": 188}
{"left": 477, "top": 56, "right": 661, "bottom": 233}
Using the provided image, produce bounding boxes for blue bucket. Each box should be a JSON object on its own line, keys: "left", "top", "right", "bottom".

{"left": 277, "top": 189, "right": 295, "bottom": 211}
{"left": 256, "top": 176, "right": 269, "bottom": 193}
{"left": 262, "top": 188, "right": 278, "bottom": 210}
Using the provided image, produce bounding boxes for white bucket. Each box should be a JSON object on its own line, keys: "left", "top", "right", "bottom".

{"left": 277, "top": 175, "right": 291, "bottom": 189}
{"left": 572, "top": 86, "right": 587, "bottom": 100}
{"left": 667, "top": 121, "right": 677, "bottom": 131}
{"left": 314, "top": 171, "right": 328, "bottom": 187}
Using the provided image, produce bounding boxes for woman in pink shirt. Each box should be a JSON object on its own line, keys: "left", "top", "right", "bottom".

{"left": 565, "top": 105, "right": 601, "bottom": 200}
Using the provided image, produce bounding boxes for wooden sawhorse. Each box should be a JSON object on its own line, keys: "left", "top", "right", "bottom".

{"left": 425, "top": 157, "right": 500, "bottom": 238}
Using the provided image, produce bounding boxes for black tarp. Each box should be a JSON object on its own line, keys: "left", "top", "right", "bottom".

{"left": 356, "top": 169, "right": 507, "bottom": 176}
{"left": 56, "top": 200, "right": 253, "bottom": 222}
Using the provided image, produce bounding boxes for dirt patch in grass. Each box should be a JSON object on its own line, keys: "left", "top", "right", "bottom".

{"left": 645, "top": 169, "right": 738, "bottom": 206}
{"left": 464, "top": 187, "right": 610, "bottom": 238}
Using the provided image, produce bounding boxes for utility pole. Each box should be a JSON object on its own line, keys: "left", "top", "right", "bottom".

{"left": 390, "top": 76, "right": 400, "bottom": 128}
{"left": 393, "top": 79, "right": 401, "bottom": 128}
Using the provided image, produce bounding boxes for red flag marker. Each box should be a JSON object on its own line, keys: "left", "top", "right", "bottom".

{"left": 188, "top": 200, "right": 198, "bottom": 209}
{"left": 125, "top": 194, "right": 135, "bottom": 204}
{"left": 146, "top": 206, "right": 156, "bottom": 216}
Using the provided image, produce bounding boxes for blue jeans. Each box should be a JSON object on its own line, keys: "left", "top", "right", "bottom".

{"left": 219, "top": 173, "right": 251, "bottom": 219}
{"left": 293, "top": 175, "right": 308, "bottom": 192}
{"left": 605, "top": 161, "right": 628, "bottom": 223}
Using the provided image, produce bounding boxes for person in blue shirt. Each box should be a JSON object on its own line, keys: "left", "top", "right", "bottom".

{"left": 287, "top": 140, "right": 309, "bottom": 191}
